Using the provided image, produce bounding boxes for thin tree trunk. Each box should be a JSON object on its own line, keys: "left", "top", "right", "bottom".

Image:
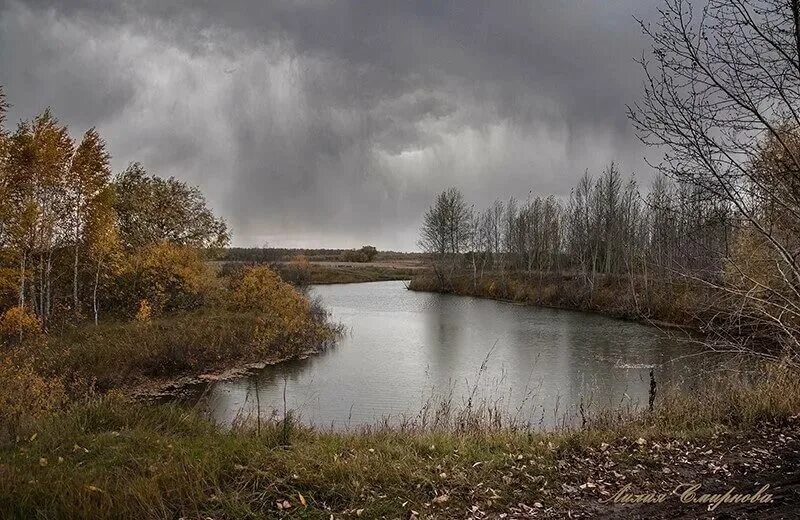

{"left": 18, "top": 250, "right": 26, "bottom": 341}
{"left": 18, "top": 250, "right": 26, "bottom": 310}
{"left": 74, "top": 241, "right": 80, "bottom": 318}
{"left": 45, "top": 248, "right": 53, "bottom": 322}
{"left": 472, "top": 252, "right": 477, "bottom": 291}
{"left": 73, "top": 202, "right": 82, "bottom": 319}
{"left": 38, "top": 253, "right": 44, "bottom": 319}
{"left": 93, "top": 260, "right": 101, "bottom": 325}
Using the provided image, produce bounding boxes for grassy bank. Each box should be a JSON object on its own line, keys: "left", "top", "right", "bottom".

{"left": 0, "top": 363, "right": 798, "bottom": 519}
{"left": 0, "top": 266, "right": 341, "bottom": 441}
{"left": 34, "top": 309, "right": 334, "bottom": 391}
{"left": 304, "top": 263, "right": 417, "bottom": 284}
{"left": 221, "top": 260, "right": 421, "bottom": 285}
{"left": 272, "top": 261, "right": 422, "bottom": 284}
{"left": 408, "top": 271, "right": 708, "bottom": 327}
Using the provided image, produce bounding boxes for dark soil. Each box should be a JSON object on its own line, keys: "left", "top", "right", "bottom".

{"left": 551, "top": 421, "right": 800, "bottom": 519}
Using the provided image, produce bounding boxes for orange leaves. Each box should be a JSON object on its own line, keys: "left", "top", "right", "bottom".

{"left": 292, "top": 255, "right": 311, "bottom": 270}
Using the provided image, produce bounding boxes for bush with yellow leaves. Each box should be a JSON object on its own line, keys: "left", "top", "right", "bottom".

{"left": 135, "top": 299, "right": 152, "bottom": 322}
{"left": 103, "top": 241, "right": 210, "bottom": 318}
{"left": 0, "top": 356, "right": 66, "bottom": 439}
{"left": 230, "top": 266, "right": 335, "bottom": 353}
{"left": 281, "top": 254, "right": 311, "bottom": 287}
{"left": 0, "top": 306, "right": 41, "bottom": 346}
{"left": 723, "top": 225, "right": 800, "bottom": 344}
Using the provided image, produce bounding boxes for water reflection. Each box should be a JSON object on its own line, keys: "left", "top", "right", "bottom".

{"left": 187, "top": 281, "right": 703, "bottom": 429}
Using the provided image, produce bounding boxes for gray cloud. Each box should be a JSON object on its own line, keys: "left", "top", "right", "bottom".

{"left": 0, "top": 0, "right": 659, "bottom": 249}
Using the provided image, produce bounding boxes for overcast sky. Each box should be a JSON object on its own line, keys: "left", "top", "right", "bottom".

{"left": 0, "top": 0, "right": 660, "bottom": 250}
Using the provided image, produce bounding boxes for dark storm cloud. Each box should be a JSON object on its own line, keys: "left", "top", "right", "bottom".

{"left": 0, "top": 0, "right": 659, "bottom": 249}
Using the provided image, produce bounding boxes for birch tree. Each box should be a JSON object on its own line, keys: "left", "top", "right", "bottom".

{"left": 68, "top": 128, "right": 111, "bottom": 318}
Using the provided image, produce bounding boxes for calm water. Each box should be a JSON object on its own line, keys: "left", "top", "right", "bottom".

{"left": 188, "top": 281, "right": 702, "bottom": 429}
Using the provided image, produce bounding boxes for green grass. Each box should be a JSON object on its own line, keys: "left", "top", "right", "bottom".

{"left": 0, "top": 399, "right": 707, "bottom": 519}
{"left": 1, "top": 362, "right": 798, "bottom": 519}
{"left": 307, "top": 264, "right": 415, "bottom": 284}
{"left": 17, "top": 308, "right": 338, "bottom": 392}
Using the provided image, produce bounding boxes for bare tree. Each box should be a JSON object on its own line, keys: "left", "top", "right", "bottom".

{"left": 418, "top": 187, "right": 473, "bottom": 286}
{"left": 629, "top": 0, "right": 800, "bottom": 358}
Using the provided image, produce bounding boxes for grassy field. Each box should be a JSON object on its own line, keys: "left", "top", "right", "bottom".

{"left": 274, "top": 260, "right": 425, "bottom": 284}
{"left": 0, "top": 363, "right": 798, "bottom": 519}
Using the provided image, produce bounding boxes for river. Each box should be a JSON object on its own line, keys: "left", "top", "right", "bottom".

{"left": 186, "top": 280, "right": 703, "bottom": 429}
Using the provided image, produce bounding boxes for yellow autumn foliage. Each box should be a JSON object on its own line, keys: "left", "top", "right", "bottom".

{"left": 232, "top": 266, "right": 309, "bottom": 329}
{"left": 0, "top": 266, "right": 18, "bottom": 310}
{"left": 0, "top": 356, "right": 66, "bottom": 435}
{"left": 135, "top": 299, "right": 152, "bottom": 322}
{"left": 120, "top": 241, "right": 210, "bottom": 315}
{"left": 725, "top": 225, "right": 800, "bottom": 334}
{"left": 725, "top": 226, "right": 785, "bottom": 297}
{"left": 0, "top": 306, "right": 41, "bottom": 345}
{"left": 292, "top": 255, "right": 310, "bottom": 271}
{"left": 231, "top": 266, "right": 333, "bottom": 351}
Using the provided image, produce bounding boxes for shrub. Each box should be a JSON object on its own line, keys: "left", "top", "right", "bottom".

{"left": 340, "top": 246, "right": 378, "bottom": 263}
{"left": 232, "top": 266, "right": 310, "bottom": 331}
{"left": 109, "top": 242, "right": 210, "bottom": 316}
{"left": 282, "top": 255, "right": 311, "bottom": 288}
{"left": 0, "top": 306, "right": 41, "bottom": 346}
{"left": 231, "top": 266, "right": 335, "bottom": 351}
{"left": 0, "top": 356, "right": 66, "bottom": 439}
{"left": 135, "top": 299, "right": 152, "bottom": 322}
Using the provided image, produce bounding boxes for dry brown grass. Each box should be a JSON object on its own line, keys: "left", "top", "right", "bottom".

{"left": 409, "top": 271, "right": 709, "bottom": 327}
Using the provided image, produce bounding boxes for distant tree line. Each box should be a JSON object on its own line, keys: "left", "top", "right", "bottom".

{"left": 419, "top": 164, "right": 731, "bottom": 289}
{"left": 222, "top": 246, "right": 420, "bottom": 263}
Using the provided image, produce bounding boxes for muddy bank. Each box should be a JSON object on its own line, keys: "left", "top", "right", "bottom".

{"left": 129, "top": 344, "right": 327, "bottom": 401}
